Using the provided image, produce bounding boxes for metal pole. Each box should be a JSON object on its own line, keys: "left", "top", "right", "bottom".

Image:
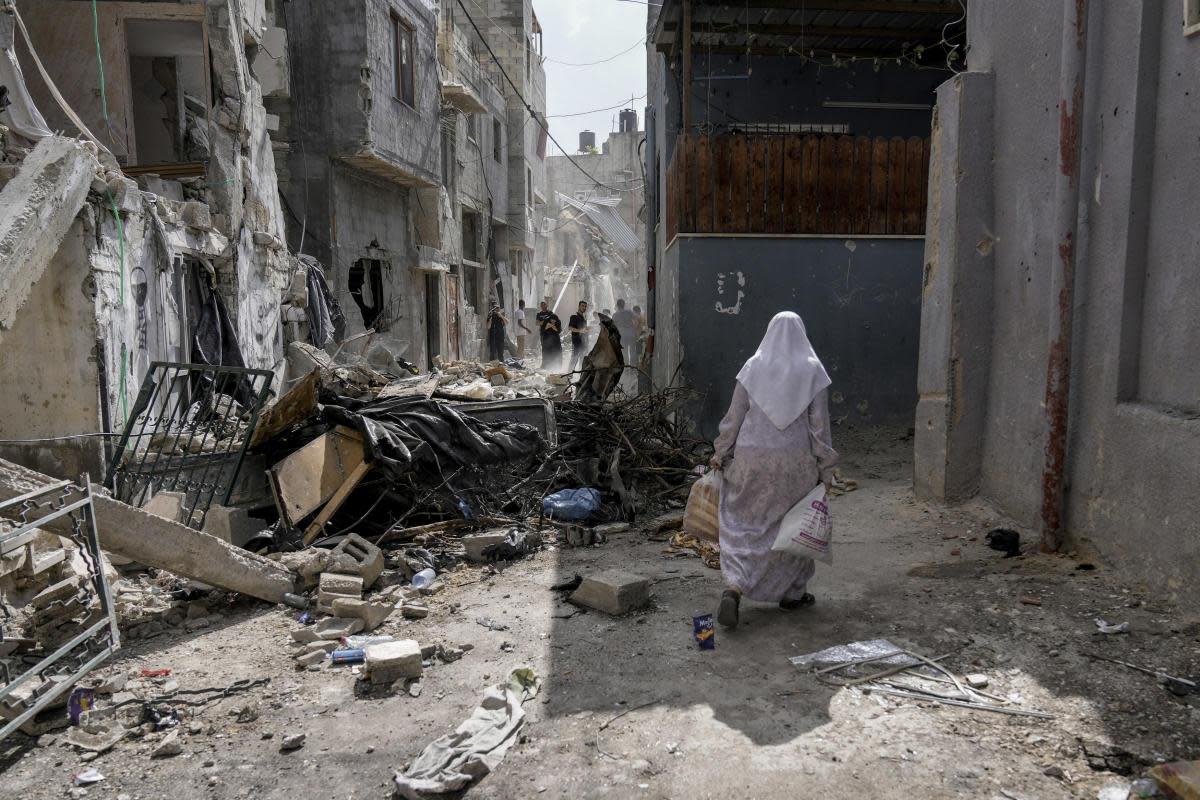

{"left": 1039, "top": 0, "right": 1089, "bottom": 552}
{"left": 681, "top": 0, "right": 693, "bottom": 132}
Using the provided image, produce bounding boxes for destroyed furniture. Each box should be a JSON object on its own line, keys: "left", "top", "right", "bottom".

{"left": 0, "top": 478, "right": 120, "bottom": 741}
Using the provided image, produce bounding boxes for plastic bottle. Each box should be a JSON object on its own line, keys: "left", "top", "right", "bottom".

{"left": 411, "top": 568, "right": 436, "bottom": 590}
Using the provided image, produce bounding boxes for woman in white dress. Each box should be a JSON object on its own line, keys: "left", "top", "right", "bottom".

{"left": 709, "top": 312, "right": 839, "bottom": 629}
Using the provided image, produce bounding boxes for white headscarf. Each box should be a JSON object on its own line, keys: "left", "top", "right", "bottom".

{"left": 736, "top": 312, "right": 831, "bottom": 430}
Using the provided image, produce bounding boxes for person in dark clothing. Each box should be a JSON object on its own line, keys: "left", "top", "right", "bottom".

{"left": 568, "top": 300, "right": 590, "bottom": 372}
{"left": 486, "top": 303, "right": 508, "bottom": 362}
{"left": 536, "top": 301, "right": 563, "bottom": 370}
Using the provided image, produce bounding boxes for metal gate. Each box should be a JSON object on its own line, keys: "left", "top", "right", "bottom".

{"left": 0, "top": 478, "right": 120, "bottom": 741}
{"left": 105, "top": 362, "right": 273, "bottom": 530}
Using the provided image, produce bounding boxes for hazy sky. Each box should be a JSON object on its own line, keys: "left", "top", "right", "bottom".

{"left": 532, "top": 0, "right": 650, "bottom": 156}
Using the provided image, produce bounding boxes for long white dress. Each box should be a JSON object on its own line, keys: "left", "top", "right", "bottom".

{"left": 713, "top": 383, "right": 839, "bottom": 602}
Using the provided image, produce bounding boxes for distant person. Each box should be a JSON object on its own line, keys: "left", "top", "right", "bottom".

{"left": 631, "top": 304, "right": 647, "bottom": 367}
{"left": 516, "top": 299, "right": 531, "bottom": 357}
{"left": 485, "top": 302, "right": 508, "bottom": 362}
{"left": 611, "top": 299, "right": 636, "bottom": 362}
{"left": 536, "top": 301, "right": 562, "bottom": 370}
{"left": 709, "top": 312, "right": 838, "bottom": 630}
{"left": 568, "top": 300, "right": 590, "bottom": 372}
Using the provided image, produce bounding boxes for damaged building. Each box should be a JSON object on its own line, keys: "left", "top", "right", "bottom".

{"left": 0, "top": 0, "right": 291, "bottom": 478}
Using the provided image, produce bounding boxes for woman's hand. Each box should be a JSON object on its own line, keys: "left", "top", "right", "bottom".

{"left": 708, "top": 456, "right": 722, "bottom": 471}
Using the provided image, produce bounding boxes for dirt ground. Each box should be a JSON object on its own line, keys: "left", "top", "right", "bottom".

{"left": 3, "top": 432, "right": 1198, "bottom": 799}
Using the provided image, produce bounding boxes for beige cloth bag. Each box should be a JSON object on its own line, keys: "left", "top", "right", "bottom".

{"left": 683, "top": 471, "right": 721, "bottom": 544}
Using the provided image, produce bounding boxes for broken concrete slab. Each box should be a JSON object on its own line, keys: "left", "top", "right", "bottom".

{"left": 0, "top": 137, "right": 95, "bottom": 342}
{"left": 201, "top": 504, "right": 263, "bottom": 549}
{"left": 313, "top": 617, "right": 364, "bottom": 640}
{"left": 0, "top": 457, "right": 295, "bottom": 603}
{"left": 364, "top": 639, "right": 422, "bottom": 685}
{"left": 462, "top": 531, "right": 509, "bottom": 563}
{"left": 142, "top": 491, "right": 186, "bottom": 524}
{"left": 330, "top": 597, "right": 395, "bottom": 631}
{"left": 569, "top": 571, "right": 651, "bottom": 616}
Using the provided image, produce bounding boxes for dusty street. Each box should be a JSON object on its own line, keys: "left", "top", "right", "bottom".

{"left": 3, "top": 434, "right": 1196, "bottom": 799}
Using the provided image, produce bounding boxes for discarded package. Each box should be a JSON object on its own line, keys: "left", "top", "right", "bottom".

{"left": 1149, "top": 760, "right": 1200, "bottom": 800}
{"left": 682, "top": 470, "right": 720, "bottom": 544}
{"left": 393, "top": 668, "right": 540, "bottom": 799}
{"left": 771, "top": 483, "right": 832, "bottom": 564}
{"left": 1094, "top": 618, "right": 1130, "bottom": 634}
{"left": 693, "top": 614, "right": 715, "bottom": 650}
{"left": 68, "top": 687, "right": 96, "bottom": 725}
{"left": 790, "top": 639, "right": 918, "bottom": 671}
{"left": 542, "top": 488, "right": 601, "bottom": 521}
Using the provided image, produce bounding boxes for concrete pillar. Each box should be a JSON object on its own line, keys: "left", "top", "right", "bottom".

{"left": 914, "top": 71, "right": 996, "bottom": 502}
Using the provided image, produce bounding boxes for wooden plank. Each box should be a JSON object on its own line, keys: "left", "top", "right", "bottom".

{"left": 665, "top": 148, "right": 676, "bottom": 240}
{"left": 887, "top": 137, "right": 906, "bottom": 234}
{"left": 714, "top": 137, "right": 734, "bottom": 232}
{"left": 869, "top": 137, "right": 889, "bottom": 234}
{"left": 903, "top": 136, "right": 925, "bottom": 234}
{"left": 729, "top": 136, "right": 750, "bottom": 232}
{"left": 783, "top": 135, "right": 804, "bottom": 233}
{"left": 270, "top": 426, "right": 365, "bottom": 527}
{"left": 747, "top": 137, "right": 769, "bottom": 233}
{"left": 696, "top": 134, "right": 713, "bottom": 232}
{"left": 919, "top": 136, "right": 931, "bottom": 234}
{"left": 680, "top": 135, "right": 695, "bottom": 234}
{"left": 251, "top": 369, "right": 319, "bottom": 447}
{"left": 303, "top": 461, "right": 372, "bottom": 545}
{"left": 836, "top": 136, "right": 855, "bottom": 234}
{"left": 853, "top": 136, "right": 872, "bottom": 235}
{"left": 765, "top": 136, "right": 786, "bottom": 233}
{"left": 801, "top": 136, "right": 820, "bottom": 232}
{"left": 817, "top": 136, "right": 838, "bottom": 233}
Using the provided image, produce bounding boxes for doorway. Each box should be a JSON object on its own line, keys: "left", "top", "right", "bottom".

{"left": 424, "top": 273, "right": 441, "bottom": 369}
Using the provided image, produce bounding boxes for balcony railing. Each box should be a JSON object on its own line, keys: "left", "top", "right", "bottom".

{"left": 665, "top": 133, "right": 930, "bottom": 239}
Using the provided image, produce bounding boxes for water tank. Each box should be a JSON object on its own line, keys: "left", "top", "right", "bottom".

{"left": 619, "top": 109, "right": 638, "bottom": 133}
{"left": 579, "top": 130, "right": 596, "bottom": 152}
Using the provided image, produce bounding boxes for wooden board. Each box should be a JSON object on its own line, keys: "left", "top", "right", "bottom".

{"left": 887, "top": 137, "right": 906, "bottom": 235}
{"left": 817, "top": 137, "right": 839, "bottom": 232}
{"left": 269, "top": 426, "right": 365, "bottom": 527}
{"left": 696, "top": 135, "right": 713, "bottom": 233}
{"left": 869, "top": 137, "right": 890, "bottom": 235}
{"left": 714, "top": 137, "right": 734, "bottom": 232}
{"left": 783, "top": 135, "right": 804, "bottom": 234}
{"left": 853, "top": 137, "right": 873, "bottom": 235}
{"left": 801, "top": 136, "right": 821, "bottom": 232}
{"left": 729, "top": 136, "right": 750, "bottom": 232}
{"left": 836, "top": 137, "right": 855, "bottom": 234}
{"left": 904, "top": 136, "right": 926, "bottom": 234}
{"left": 766, "top": 136, "right": 786, "bottom": 233}
{"left": 303, "top": 461, "right": 371, "bottom": 545}
{"left": 747, "top": 137, "right": 768, "bottom": 233}
{"left": 251, "top": 369, "right": 319, "bottom": 447}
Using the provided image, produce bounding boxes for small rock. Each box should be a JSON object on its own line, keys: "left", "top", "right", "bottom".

{"left": 185, "top": 602, "right": 208, "bottom": 620}
{"left": 401, "top": 602, "right": 430, "bottom": 620}
{"left": 152, "top": 730, "right": 182, "bottom": 758}
{"left": 407, "top": 680, "right": 423, "bottom": 698}
{"left": 235, "top": 705, "right": 259, "bottom": 724}
{"left": 1043, "top": 765, "right": 1065, "bottom": 779}
{"left": 280, "top": 733, "right": 305, "bottom": 752}
{"left": 965, "top": 674, "right": 989, "bottom": 689}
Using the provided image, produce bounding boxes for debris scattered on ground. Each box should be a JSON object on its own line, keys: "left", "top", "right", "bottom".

{"left": 667, "top": 531, "right": 720, "bottom": 569}
{"left": 568, "top": 571, "right": 650, "bottom": 615}
{"left": 1094, "top": 617, "right": 1130, "bottom": 634}
{"left": 985, "top": 528, "right": 1022, "bottom": 557}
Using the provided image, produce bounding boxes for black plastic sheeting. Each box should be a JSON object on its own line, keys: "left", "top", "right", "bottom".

{"left": 322, "top": 396, "right": 544, "bottom": 480}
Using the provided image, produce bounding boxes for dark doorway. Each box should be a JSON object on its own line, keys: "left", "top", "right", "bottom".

{"left": 425, "top": 273, "right": 441, "bottom": 369}
{"left": 349, "top": 259, "right": 386, "bottom": 330}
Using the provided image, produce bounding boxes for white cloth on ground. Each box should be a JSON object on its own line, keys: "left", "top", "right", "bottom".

{"left": 393, "top": 668, "right": 540, "bottom": 799}
{"left": 713, "top": 383, "right": 838, "bottom": 602}
{"left": 735, "top": 311, "right": 831, "bottom": 431}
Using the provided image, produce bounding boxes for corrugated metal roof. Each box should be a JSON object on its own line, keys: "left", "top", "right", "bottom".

{"left": 556, "top": 192, "right": 641, "bottom": 253}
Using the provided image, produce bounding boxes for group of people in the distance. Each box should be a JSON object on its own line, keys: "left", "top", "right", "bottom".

{"left": 485, "top": 298, "right": 646, "bottom": 373}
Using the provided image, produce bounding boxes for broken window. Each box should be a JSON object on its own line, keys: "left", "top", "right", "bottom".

{"left": 493, "top": 116, "right": 503, "bottom": 162}
{"left": 348, "top": 259, "right": 389, "bottom": 331}
{"left": 462, "top": 210, "right": 482, "bottom": 264}
{"left": 125, "top": 19, "right": 209, "bottom": 167}
{"left": 392, "top": 14, "right": 415, "bottom": 107}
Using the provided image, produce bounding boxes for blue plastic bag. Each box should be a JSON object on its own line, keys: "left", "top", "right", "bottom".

{"left": 542, "top": 488, "right": 601, "bottom": 521}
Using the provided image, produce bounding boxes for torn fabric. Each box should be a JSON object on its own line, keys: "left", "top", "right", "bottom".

{"left": 394, "top": 668, "right": 540, "bottom": 799}
{"left": 0, "top": 7, "right": 51, "bottom": 141}
{"left": 300, "top": 254, "right": 343, "bottom": 347}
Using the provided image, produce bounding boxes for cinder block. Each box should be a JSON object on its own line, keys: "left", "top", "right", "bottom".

{"left": 462, "top": 531, "right": 509, "bottom": 563}
{"left": 142, "top": 491, "right": 186, "bottom": 524}
{"left": 328, "top": 533, "right": 384, "bottom": 588}
{"left": 318, "top": 572, "right": 363, "bottom": 598}
{"left": 330, "top": 596, "right": 394, "bottom": 631}
{"left": 569, "top": 571, "right": 650, "bottom": 616}
{"left": 313, "top": 617, "right": 364, "bottom": 641}
{"left": 364, "top": 639, "right": 423, "bottom": 684}
{"left": 202, "top": 505, "right": 263, "bottom": 549}
{"left": 289, "top": 626, "right": 320, "bottom": 644}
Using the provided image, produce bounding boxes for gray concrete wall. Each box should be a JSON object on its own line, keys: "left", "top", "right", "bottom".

{"left": 672, "top": 236, "right": 924, "bottom": 439}
{"left": 919, "top": 1, "right": 1200, "bottom": 603}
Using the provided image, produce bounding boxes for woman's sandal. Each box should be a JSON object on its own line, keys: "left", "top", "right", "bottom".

{"left": 717, "top": 589, "right": 741, "bottom": 629}
{"left": 779, "top": 593, "right": 815, "bottom": 611}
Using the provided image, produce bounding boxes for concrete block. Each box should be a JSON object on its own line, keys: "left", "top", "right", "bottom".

{"left": 364, "top": 640, "right": 422, "bottom": 684}
{"left": 318, "top": 572, "right": 363, "bottom": 597}
{"left": 300, "top": 640, "right": 338, "bottom": 655}
{"left": 105, "top": 174, "right": 141, "bottom": 213}
{"left": 290, "top": 626, "right": 320, "bottom": 644}
{"left": 201, "top": 505, "right": 263, "bottom": 548}
{"left": 30, "top": 577, "right": 79, "bottom": 610}
{"left": 569, "top": 571, "right": 650, "bottom": 615}
{"left": 0, "top": 137, "right": 95, "bottom": 339}
{"left": 330, "top": 596, "right": 394, "bottom": 631}
{"left": 313, "top": 617, "right": 364, "bottom": 640}
{"left": 180, "top": 200, "right": 212, "bottom": 229}
{"left": 462, "top": 531, "right": 508, "bottom": 563}
{"left": 295, "top": 649, "right": 326, "bottom": 667}
{"left": 142, "top": 491, "right": 186, "bottom": 524}
{"left": 328, "top": 533, "right": 384, "bottom": 587}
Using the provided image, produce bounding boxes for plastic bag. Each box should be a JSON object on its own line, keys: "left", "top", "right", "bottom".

{"left": 542, "top": 488, "right": 601, "bottom": 521}
{"left": 771, "top": 483, "right": 832, "bottom": 564}
{"left": 683, "top": 470, "right": 721, "bottom": 544}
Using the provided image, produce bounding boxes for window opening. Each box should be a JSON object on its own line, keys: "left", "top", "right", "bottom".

{"left": 392, "top": 15, "right": 415, "bottom": 107}
{"left": 349, "top": 259, "right": 388, "bottom": 330}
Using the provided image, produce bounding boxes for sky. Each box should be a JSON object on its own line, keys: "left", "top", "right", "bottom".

{"left": 531, "top": 0, "right": 650, "bottom": 156}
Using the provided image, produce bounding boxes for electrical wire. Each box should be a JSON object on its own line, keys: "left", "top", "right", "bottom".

{"left": 455, "top": 0, "right": 625, "bottom": 194}
{"left": 546, "top": 38, "right": 646, "bottom": 67}
{"left": 547, "top": 93, "right": 648, "bottom": 119}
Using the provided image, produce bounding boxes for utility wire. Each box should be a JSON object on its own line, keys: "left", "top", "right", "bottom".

{"left": 455, "top": 0, "right": 624, "bottom": 193}
{"left": 546, "top": 38, "right": 646, "bottom": 67}
{"left": 547, "top": 93, "right": 648, "bottom": 119}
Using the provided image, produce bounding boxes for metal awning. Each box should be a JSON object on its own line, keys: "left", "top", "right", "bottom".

{"left": 556, "top": 192, "right": 641, "bottom": 253}
{"left": 653, "top": 0, "right": 965, "bottom": 59}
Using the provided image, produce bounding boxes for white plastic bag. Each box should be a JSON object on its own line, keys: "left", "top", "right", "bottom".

{"left": 771, "top": 483, "right": 832, "bottom": 564}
